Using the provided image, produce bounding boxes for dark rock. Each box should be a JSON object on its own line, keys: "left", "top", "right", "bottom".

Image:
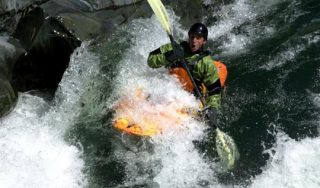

{"left": 0, "top": 78, "right": 17, "bottom": 117}
{"left": 40, "top": 0, "right": 149, "bottom": 40}
{"left": 0, "top": 0, "right": 34, "bottom": 14}
{"left": 0, "top": 37, "right": 25, "bottom": 116}
{"left": 12, "top": 5, "right": 81, "bottom": 92}
{"left": 0, "top": 0, "right": 49, "bottom": 35}
{"left": 6, "top": 0, "right": 151, "bottom": 95}
{"left": 12, "top": 7, "right": 45, "bottom": 50}
{"left": 0, "top": 9, "right": 20, "bottom": 35}
{"left": 40, "top": 0, "right": 94, "bottom": 16}
{"left": 83, "top": 0, "right": 144, "bottom": 11}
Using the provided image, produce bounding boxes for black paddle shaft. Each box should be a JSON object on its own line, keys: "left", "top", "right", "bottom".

{"left": 169, "top": 35, "right": 207, "bottom": 107}
{"left": 169, "top": 35, "right": 218, "bottom": 129}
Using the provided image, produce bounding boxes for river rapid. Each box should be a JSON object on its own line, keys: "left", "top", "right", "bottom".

{"left": 0, "top": 0, "right": 319, "bottom": 187}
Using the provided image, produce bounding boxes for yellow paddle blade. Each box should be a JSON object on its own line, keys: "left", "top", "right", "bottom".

{"left": 215, "top": 129, "right": 240, "bottom": 170}
{"left": 147, "top": 0, "right": 172, "bottom": 35}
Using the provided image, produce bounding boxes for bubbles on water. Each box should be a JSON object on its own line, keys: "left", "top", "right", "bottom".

{"left": 261, "top": 32, "right": 320, "bottom": 70}
{"left": 251, "top": 132, "right": 320, "bottom": 188}
{"left": 0, "top": 94, "right": 87, "bottom": 188}
{"left": 206, "top": 0, "right": 288, "bottom": 55}
{"left": 207, "top": 0, "right": 259, "bottom": 54}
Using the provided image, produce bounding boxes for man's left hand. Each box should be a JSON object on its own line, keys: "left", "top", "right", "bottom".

{"left": 204, "top": 108, "right": 218, "bottom": 128}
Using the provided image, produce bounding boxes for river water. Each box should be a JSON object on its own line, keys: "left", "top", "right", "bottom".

{"left": 0, "top": 0, "right": 319, "bottom": 187}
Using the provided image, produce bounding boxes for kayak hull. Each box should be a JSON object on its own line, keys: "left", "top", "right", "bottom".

{"left": 112, "top": 88, "right": 196, "bottom": 137}
{"left": 114, "top": 117, "right": 160, "bottom": 136}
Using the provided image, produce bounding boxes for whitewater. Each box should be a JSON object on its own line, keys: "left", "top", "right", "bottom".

{"left": 0, "top": 0, "right": 319, "bottom": 187}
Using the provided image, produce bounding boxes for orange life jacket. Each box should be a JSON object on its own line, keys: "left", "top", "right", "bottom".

{"left": 169, "top": 60, "right": 227, "bottom": 93}
{"left": 213, "top": 61, "right": 227, "bottom": 87}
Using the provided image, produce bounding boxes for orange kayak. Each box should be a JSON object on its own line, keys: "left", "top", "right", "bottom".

{"left": 114, "top": 117, "right": 160, "bottom": 136}
{"left": 113, "top": 88, "right": 194, "bottom": 136}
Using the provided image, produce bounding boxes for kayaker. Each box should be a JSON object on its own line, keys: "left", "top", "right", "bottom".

{"left": 147, "top": 23, "right": 226, "bottom": 122}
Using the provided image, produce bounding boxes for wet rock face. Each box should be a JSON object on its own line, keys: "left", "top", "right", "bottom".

{"left": 9, "top": 0, "right": 151, "bottom": 92}
{"left": 0, "top": 79, "right": 16, "bottom": 117}
{"left": 12, "top": 6, "right": 81, "bottom": 91}
{"left": 82, "top": 0, "right": 143, "bottom": 10}
{"left": 0, "top": 37, "right": 25, "bottom": 117}
{"left": 0, "top": 0, "right": 150, "bottom": 117}
{"left": 40, "top": 0, "right": 149, "bottom": 40}
{"left": 0, "top": 0, "right": 35, "bottom": 14}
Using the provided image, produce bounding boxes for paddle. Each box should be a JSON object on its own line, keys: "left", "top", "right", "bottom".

{"left": 147, "top": 0, "right": 240, "bottom": 169}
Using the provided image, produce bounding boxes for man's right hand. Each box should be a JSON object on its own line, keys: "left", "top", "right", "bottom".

{"left": 164, "top": 42, "right": 184, "bottom": 63}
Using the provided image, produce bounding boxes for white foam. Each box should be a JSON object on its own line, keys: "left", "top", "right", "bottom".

{"left": 151, "top": 120, "right": 219, "bottom": 187}
{"left": 251, "top": 132, "right": 320, "bottom": 188}
{"left": 0, "top": 94, "right": 86, "bottom": 188}
{"left": 208, "top": 0, "right": 257, "bottom": 54}
{"left": 261, "top": 33, "right": 320, "bottom": 70}
{"left": 251, "top": 90, "right": 320, "bottom": 188}
{"left": 208, "top": 0, "right": 283, "bottom": 55}
{"left": 0, "top": 42, "right": 99, "bottom": 187}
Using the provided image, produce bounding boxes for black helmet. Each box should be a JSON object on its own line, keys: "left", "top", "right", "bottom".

{"left": 188, "top": 23, "right": 208, "bottom": 40}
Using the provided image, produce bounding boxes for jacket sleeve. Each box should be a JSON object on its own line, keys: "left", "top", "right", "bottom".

{"left": 193, "top": 55, "right": 222, "bottom": 109}
{"left": 147, "top": 43, "right": 173, "bottom": 68}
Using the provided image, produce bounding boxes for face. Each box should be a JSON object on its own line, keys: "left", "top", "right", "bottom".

{"left": 188, "top": 33, "right": 206, "bottom": 52}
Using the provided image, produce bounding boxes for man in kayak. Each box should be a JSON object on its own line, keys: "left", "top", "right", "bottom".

{"left": 147, "top": 23, "right": 225, "bottom": 122}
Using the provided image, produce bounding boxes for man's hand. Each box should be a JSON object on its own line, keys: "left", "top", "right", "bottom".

{"left": 204, "top": 108, "right": 218, "bottom": 128}
{"left": 172, "top": 40, "right": 184, "bottom": 59}
{"left": 164, "top": 41, "right": 184, "bottom": 63}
